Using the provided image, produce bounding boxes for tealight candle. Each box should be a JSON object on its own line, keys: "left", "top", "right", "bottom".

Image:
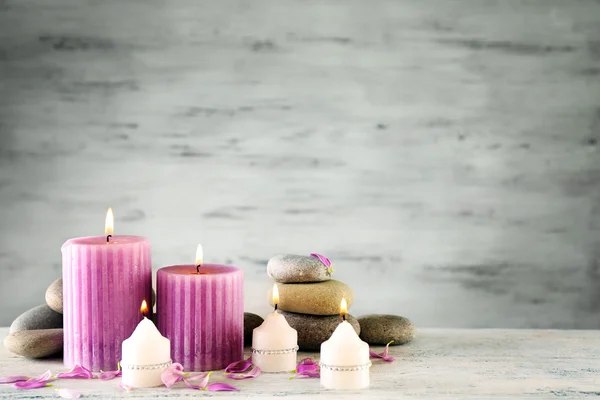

{"left": 251, "top": 284, "right": 298, "bottom": 372}
{"left": 121, "top": 301, "right": 172, "bottom": 388}
{"left": 320, "top": 298, "right": 371, "bottom": 390}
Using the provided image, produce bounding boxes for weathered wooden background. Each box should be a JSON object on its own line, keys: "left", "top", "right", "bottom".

{"left": 0, "top": 0, "right": 599, "bottom": 328}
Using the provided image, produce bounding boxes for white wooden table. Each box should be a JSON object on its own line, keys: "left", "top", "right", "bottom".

{"left": 1, "top": 328, "right": 599, "bottom": 399}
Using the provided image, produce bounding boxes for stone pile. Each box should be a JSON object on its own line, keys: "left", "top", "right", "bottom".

{"left": 266, "top": 254, "right": 360, "bottom": 350}
{"left": 4, "top": 278, "right": 64, "bottom": 358}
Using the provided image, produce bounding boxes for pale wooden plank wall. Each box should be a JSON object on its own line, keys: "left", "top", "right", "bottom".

{"left": 0, "top": 0, "right": 599, "bottom": 328}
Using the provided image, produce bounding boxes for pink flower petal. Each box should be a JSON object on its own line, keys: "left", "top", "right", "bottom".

{"left": 13, "top": 370, "right": 53, "bottom": 389}
{"left": 382, "top": 341, "right": 392, "bottom": 356}
{"left": 120, "top": 383, "right": 133, "bottom": 392}
{"left": 370, "top": 341, "right": 396, "bottom": 362}
{"left": 182, "top": 372, "right": 211, "bottom": 390}
{"left": 309, "top": 253, "right": 331, "bottom": 267}
{"left": 13, "top": 379, "right": 52, "bottom": 389}
{"left": 297, "top": 370, "right": 320, "bottom": 378}
{"left": 38, "top": 370, "right": 53, "bottom": 381}
{"left": 206, "top": 382, "right": 239, "bottom": 391}
{"left": 296, "top": 358, "right": 318, "bottom": 371}
{"left": 99, "top": 363, "right": 121, "bottom": 380}
{"left": 98, "top": 369, "right": 121, "bottom": 380}
{"left": 294, "top": 358, "right": 320, "bottom": 378}
{"left": 0, "top": 375, "right": 29, "bottom": 384}
{"left": 56, "top": 388, "right": 82, "bottom": 398}
{"left": 224, "top": 355, "right": 260, "bottom": 379}
{"left": 161, "top": 363, "right": 185, "bottom": 388}
{"left": 226, "top": 365, "right": 261, "bottom": 380}
{"left": 56, "top": 365, "right": 93, "bottom": 379}
{"left": 369, "top": 350, "right": 381, "bottom": 358}
{"left": 224, "top": 357, "right": 253, "bottom": 373}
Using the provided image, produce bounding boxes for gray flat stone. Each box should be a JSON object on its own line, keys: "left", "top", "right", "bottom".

{"left": 267, "top": 254, "right": 332, "bottom": 283}
{"left": 45, "top": 278, "right": 63, "bottom": 313}
{"left": 268, "top": 280, "right": 354, "bottom": 315}
{"left": 280, "top": 311, "right": 360, "bottom": 351}
{"left": 10, "top": 304, "right": 63, "bottom": 333}
{"left": 358, "top": 314, "right": 414, "bottom": 345}
{"left": 3, "top": 329, "right": 63, "bottom": 358}
{"left": 244, "top": 312, "right": 264, "bottom": 347}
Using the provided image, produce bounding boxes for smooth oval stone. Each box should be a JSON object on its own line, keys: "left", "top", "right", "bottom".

{"left": 268, "top": 280, "right": 354, "bottom": 315}
{"left": 10, "top": 304, "right": 63, "bottom": 334}
{"left": 4, "top": 329, "right": 64, "bottom": 358}
{"left": 358, "top": 314, "right": 415, "bottom": 345}
{"left": 244, "top": 312, "right": 264, "bottom": 347}
{"left": 45, "top": 278, "right": 63, "bottom": 313}
{"left": 280, "top": 311, "right": 360, "bottom": 351}
{"left": 267, "top": 254, "right": 331, "bottom": 283}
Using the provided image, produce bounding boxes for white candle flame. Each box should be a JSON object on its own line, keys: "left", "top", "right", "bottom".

{"left": 105, "top": 208, "right": 114, "bottom": 236}
{"left": 195, "top": 244, "right": 203, "bottom": 265}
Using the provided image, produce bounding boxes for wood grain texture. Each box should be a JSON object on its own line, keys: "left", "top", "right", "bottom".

{"left": 0, "top": 0, "right": 600, "bottom": 328}
{"left": 2, "top": 328, "right": 600, "bottom": 398}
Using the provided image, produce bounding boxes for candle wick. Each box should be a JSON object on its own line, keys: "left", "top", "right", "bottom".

{"left": 106, "top": 234, "right": 112, "bottom": 243}
{"left": 196, "top": 264, "right": 202, "bottom": 274}
{"left": 342, "top": 313, "right": 346, "bottom": 322}
{"left": 274, "top": 303, "right": 278, "bottom": 311}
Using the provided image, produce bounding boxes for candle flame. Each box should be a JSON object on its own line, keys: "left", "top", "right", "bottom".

{"left": 140, "top": 300, "right": 149, "bottom": 316}
{"left": 340, "top": 298, "right": 348, "bottom": 316}
{"left": 105, "top": 208, "right": 114, "bottom": 236}
{"left": 195, "top": 244, "right": 203, "bottom": 265}
{"left": 272, "top": 283, "right": 279, "bottom": 305}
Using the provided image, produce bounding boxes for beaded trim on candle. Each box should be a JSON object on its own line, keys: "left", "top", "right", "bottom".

{"left": 319, "top": 361, "right": 372, "bottom": 372}
{"left": 119, "top": 360, "right": 173, "bottom": 371}
{"left": 251, "top": 346, "right": 299, "bottom": 356}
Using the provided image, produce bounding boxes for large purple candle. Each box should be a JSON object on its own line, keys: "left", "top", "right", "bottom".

{"left": 157, "top": 264, "right": 244, "bottom": 371}
{"left": 61, "top": 210, "right": 152, "bottom": 372}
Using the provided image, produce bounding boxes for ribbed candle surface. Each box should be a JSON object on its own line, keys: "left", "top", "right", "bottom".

{"left": 157, "top": 265, "right": 244, "bottom": 371}
{"left": 61, "top": 236, "right": 152, "bottom": 372}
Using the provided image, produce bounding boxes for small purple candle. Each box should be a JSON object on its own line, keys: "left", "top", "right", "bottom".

{"left": 61, "top": 208, "right": 152, "bottom": 372}
{"left": 157, "top": 245, "right": 244, "bottom": 371}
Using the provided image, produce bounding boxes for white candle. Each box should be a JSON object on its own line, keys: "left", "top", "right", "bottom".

{"left": 121, "top": 301, "right": 171, "bottom": 388}
{"left": 252, "top": 284, "right": 298, "bottom": 372}
{"left": 320, "top": 299, "right": 370, "bottom": 390}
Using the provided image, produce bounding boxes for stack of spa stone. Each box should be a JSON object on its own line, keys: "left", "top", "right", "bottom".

{"left": 266, "top": 254, "right": 416, "bottom": 350}
{"left": 3, "top": 278, "right": 64, "bottom": 358}
{"left": 266, "top": 254, "right": 361, "bottom": 351}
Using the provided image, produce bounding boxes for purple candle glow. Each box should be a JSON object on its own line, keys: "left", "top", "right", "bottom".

{"left": 157, "top": 260, "right": 244, "bottom": 372}
{"left": 61, "top": 209, "right": 152, "bottom": 372}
